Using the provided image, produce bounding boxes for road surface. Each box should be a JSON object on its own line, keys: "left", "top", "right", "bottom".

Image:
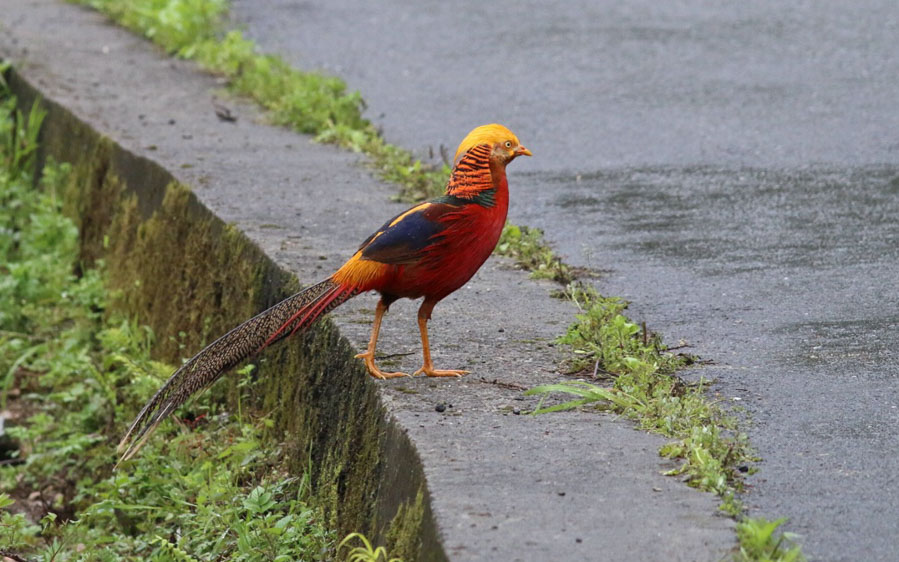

{"left": 232, "top": 1, "right": 899, "bottom": 559}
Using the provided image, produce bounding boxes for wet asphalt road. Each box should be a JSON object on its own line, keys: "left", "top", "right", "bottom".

{"left": 232, "top": 1, "right": 899, "bottom": 559}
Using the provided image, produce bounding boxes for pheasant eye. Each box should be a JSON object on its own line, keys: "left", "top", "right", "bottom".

{"left": 504, "top": 141, "right": 512, "bottom": 148}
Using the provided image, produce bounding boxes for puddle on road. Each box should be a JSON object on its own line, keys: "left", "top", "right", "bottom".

{"left": 529, "top": 166, "right": 899, "bottom": 275}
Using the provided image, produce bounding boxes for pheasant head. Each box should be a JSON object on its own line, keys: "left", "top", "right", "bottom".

{"left": 453, "top": 123, "right": 532, "bottom": 167}
{"left": 446, "top": 124, "right": 530, "bottom": 201}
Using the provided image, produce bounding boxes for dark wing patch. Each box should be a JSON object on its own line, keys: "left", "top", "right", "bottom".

{"left": 360, "top": 202, "right": 460, "bottom": 265}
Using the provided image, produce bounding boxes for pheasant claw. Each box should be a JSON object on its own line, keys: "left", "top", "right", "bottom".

{"left": 355, "top": 351, "right": 410, "bottom": 380}
{"left": 413, "top": 366, "right": 469, "bottom": 378}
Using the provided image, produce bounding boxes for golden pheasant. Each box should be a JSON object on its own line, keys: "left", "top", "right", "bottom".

{"left": 117, "top": 124, "right": 530, "bottom": 462}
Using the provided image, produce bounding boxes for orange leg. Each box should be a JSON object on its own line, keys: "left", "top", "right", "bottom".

{"left": 413, "top": 300, "right": 469, "bottom": 378}
{"left": 355, "top": 298, "right": 409, "bottom": 379}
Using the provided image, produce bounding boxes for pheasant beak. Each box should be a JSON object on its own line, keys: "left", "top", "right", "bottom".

{"left": 515, "top": 145, "right": 532, "bottom": 157}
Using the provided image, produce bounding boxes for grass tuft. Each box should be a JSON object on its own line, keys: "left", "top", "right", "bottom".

{"left": 339, "top": 532, "right": 402, "bottom": 562}
{"left": 527, "top": 284, "right": 754, "bottom": 503}
{"left": 495, "top": 224, "right": 574, "bottom": 284}
{"left": 735, "top": 518, "right": 806, "bottom": 562}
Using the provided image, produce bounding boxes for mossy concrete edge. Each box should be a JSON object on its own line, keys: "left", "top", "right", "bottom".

{"left": 6, "top": 65, "right": 446, "bottom": 561}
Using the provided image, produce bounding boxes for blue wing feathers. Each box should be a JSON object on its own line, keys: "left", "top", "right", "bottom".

{"left": 360, "top": 203, "right": 456, "bottom": 264}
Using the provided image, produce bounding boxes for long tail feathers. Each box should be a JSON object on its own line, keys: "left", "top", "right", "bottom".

{"left": 116, "top": 278, "right": 358, "bottom": 465}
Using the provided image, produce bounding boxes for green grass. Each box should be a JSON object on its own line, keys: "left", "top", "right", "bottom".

{"left": 527, "top": 284, "right": 806, "bottom": 559}
{"left": 0, "top": 82, "right": 345, "bottom": 561}
{"left": 527, "top": 284, "right": 753, "bottom": 504}
{"left": 496, "top": 224, "right": 573, "bottom": 284}
{"left": 735, "top": 518, "right": 805, "bottom": 562}
{"left": 338, "top": 533, "right": 402, "bottom": 562}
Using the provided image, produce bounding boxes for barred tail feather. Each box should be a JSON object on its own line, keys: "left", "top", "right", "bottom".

{"left": 116, "top": 278, "right": 358, "bottom": 465}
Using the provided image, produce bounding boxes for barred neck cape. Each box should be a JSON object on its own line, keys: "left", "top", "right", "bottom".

{"left": 438, "top": 144, "right": 498, "bottom": 207}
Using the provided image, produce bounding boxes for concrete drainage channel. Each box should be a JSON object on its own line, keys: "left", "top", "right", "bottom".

{"left": 1, "top": 2, "right": 736, "bottom": 560}
{"left": 5, "top": 68, "right": 444, "bottom": 560}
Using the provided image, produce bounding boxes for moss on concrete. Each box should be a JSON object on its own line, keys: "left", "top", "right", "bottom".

{"left": 7, "top": 67, "right": 444, "bottom": 559}
{"left": 255, "top": 319, "right": 387, "bottom": 536}
{"left": 386, "top": 488, "right": 427, "bottom": 560}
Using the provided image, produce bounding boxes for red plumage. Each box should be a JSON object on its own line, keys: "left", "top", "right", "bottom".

{"left": 360, "top": 168, "right": 508, "bottom": 301}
